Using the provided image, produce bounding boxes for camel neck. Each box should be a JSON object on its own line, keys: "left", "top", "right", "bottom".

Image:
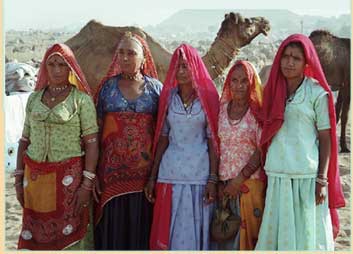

{"left": 203, "top": 37, "right": 240, "bottom": 80}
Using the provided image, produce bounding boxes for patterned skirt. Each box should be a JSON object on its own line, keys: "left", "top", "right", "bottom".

{"left": 18, "top": 155, "right": 89, "bottom": 250}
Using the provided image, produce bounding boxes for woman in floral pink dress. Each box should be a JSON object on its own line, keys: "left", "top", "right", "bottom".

{"left": 217, "top": 60, "right": 265, "bottom": 250}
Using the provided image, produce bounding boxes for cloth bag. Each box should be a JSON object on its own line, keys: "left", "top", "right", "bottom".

{"left": 211, "top": 196, "right": 240, "bottom": 242}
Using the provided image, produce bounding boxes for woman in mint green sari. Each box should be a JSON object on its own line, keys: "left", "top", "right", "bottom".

{"left": 255, "top": 34, "right": 345, "bottom": 251}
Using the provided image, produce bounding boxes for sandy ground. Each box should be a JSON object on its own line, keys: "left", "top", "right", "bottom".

{"left": 4, "top": 124, "right": 351, "bottom": 251}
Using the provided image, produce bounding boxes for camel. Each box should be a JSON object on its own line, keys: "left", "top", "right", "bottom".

{"left": 259, "top": 30, "right": 351, "bottom": 152}
{"left": 258, "top": 64, "right": 271, "bottom": 86}
{"left": 65, "top": 12, "right": 270, "bottom": 95}
{"left": 309, "top": 30, "right": 351, "bottom": 152}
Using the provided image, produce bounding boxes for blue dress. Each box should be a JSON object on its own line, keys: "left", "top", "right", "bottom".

{"left": 157, "top": 88, "right": 214, "bottom": 250}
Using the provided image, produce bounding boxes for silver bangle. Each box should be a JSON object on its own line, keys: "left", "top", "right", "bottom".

{"left": 83, "top": 170, "right": 96, "bottom": 181}
{"left": 315, "top": 177, "right": 328, "bottom": 186}
{"left": 86, "top": 137, "right": 97, "bottom": 144}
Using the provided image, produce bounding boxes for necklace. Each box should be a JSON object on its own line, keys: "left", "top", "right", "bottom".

{"left": 121, "top": 72, "right": 143, "bottom": 81}
{"left": 46, "top": 85, "right": 69, "bottom": 102}
{"left": 50, "top": 85, "right": 68, "bottom": 92}
{"left": 178, "top": 90, "right": 196, "bottom": 119}
{"left": 227, "top": 101, "right": 248, "bottom": 126}
{"left": 179, "top": 90, "right": 195, "bottom": 109}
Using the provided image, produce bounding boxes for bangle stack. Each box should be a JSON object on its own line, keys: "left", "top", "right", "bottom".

{"left": 11, "top": 169, "right": 24, "bottom": 177}
{"left": 81, "top": 183, "right": 93, "bottom": 191}
{"left": 241, "top": 162, "right": 258, "bottom": 179}
{"left": 316, "top": 177, "right": 328, "bottom": 186}
{"left": 83, "top": 170, "right": 96, "bottom": 181}
{"left": 208, "top": 173, "right": 218, "bottom": 184}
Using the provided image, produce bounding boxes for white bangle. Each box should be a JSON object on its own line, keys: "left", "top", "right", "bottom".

{"left": 83, "top": 170, "right": 96, "bottom": 181}
{"left": 315, "top": 177, "right": 328, "bottom": 186}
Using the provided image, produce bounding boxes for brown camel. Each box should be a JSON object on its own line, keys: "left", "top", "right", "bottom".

{"left": 65, "top": 12, "right": 270, "bottom": 95}
{"left": 309, "top": 30, "right": 351, "bottom": 152}
{"left": 259, "top": 31, "right": 351, "bottom": 152}
{"left": 258, "top": 64, "right": 271, "bottom": 86}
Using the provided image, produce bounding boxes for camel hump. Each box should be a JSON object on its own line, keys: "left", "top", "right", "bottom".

{"left": 309, "top": 29, "right": 339, "bottom": 39}
{"left": 78, "top": 20, "right": 146, "bottom": 38}
{"left": 79, "top": 19, "right": 104, "bottom": 33}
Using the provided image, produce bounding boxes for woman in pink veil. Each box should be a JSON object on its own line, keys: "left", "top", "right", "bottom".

{"left": 255, "top": 34, "right": 345, "bottom": 250}
{"left": 145, "top": 44, "right": 219, "bottom": 250}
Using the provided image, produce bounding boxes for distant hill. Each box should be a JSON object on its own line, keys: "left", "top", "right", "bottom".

{"left": 144, "top": 9, "right": 350, "bottom": 40}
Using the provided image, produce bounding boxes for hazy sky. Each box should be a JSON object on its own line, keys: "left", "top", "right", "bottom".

{"left": 4, "top": 0, "right": 351, "bottom": 30}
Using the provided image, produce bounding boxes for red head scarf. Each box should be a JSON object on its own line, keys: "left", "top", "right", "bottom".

{"left": 153, "top": 44, "right": 220, "bottom": 155}
{"left": 220, "top": 60, "right": 263, "bottom": 124}
{"left": 94, "top": 33, "right": 158, "bottom": 103}
{"left": 259, "top": 34, "right": 345, "bottom": 238}
{"left": 35, "top": 43, "right": 91, "bottom": 95}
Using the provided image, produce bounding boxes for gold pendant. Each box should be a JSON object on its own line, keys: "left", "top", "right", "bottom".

{"left": 51, "top": 97, "right": 55, "bottom": 102}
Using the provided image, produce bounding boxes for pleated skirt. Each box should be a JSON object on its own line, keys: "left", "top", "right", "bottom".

{"left": 255, "top": 176, "right": 334, "bottom": 251}
{"left": 94, "top": 192, "right": 152, "bottom": 250}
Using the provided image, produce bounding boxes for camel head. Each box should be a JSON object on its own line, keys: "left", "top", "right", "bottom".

{"left": 217, "top": 12, "right": 270, "bottom": 47}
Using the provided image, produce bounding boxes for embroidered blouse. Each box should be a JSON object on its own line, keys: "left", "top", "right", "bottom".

{"left": 218, "top": 103, "right": 262, "bottom": 181}
{"left": 96, "top": 74, "right": 162, "bottom": 117}
{"left": 23, "top": 86, "right": 98, "bottom": 162}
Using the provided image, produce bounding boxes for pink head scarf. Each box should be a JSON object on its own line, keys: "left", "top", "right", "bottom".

{"left": 94, "top": 33, "right": 158, "bottom": 103}
{"left": 35, "top": 43, "right": 92, "bottom": 95}
{"left": 220, "top": 60, "right": 263, "bottom": 124}
{"left": 259, "top": 34, "right": 345, "bottom": 238}
{"left": 153, "top": 44, "right": 220, "bottom": 155}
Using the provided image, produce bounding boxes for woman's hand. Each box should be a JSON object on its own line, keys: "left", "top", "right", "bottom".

{"left": 93, "top": 179, "right": 102, "bottom": 203}
{"left": 74, "top": 185, "right": 92, "bottom": 217}
{"left": 204, "top": 182, "right": 216, "bottom": 204}
{"left": 15, "top": 175, "right": 24, "bottom": 207}
{"left": 144, "top": 180, "right": 156, "bottom": 203}
{"left": 217, "top": 181, "right": 225, "bottom": 200}
{"left": 223, "top": 175, "right": 244, "bottom": 199}
{"left": 315, "top": 182, "right": 327, "bottom": 205}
